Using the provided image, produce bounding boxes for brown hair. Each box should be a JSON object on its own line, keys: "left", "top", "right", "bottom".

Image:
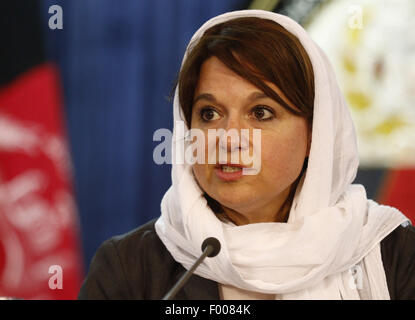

{"left": 176, "top": 17, "right": 314, "bottom": 222}
{"left": 176, "top": 17, "right": 315, "bottom": 128}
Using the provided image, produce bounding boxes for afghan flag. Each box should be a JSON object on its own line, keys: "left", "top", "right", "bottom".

{"left": 378, "top": 169, "right": 415, "bottom": 225}
{"left": 0, "top": 1, "right": 83, "bottom": 299}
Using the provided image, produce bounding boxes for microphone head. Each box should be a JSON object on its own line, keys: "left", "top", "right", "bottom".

{"left": 201, "top": 237, "right": 221, "bottom": 257}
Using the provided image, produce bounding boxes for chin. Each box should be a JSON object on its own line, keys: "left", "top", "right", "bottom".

{"left": 213, "top": 189, "right": 255, "bottom": 210}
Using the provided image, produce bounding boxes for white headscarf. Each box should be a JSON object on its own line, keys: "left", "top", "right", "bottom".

{"left": 155, "top": 10, "right": 409, "bottom": 299}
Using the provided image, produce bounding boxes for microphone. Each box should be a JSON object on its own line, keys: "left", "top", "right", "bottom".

{"left": 162, "top": 237, "right": 221, "bottom": 300}
{"left": 201, "top": 237, "right": 221, "bottom": 257}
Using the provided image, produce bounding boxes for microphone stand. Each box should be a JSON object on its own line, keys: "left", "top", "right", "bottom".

{"left": 162, "top": 245, "right": 214, "bottom": 300}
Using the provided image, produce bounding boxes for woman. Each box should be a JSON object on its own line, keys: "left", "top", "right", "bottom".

{"left": 78, "top": 10, "right": 415, "bottom": 300}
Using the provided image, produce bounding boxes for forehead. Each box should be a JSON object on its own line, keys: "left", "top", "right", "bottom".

{"left": 195, "top": 56, "right": 256, "bottom": 91}
{"left": 194, "top": 56, "right": 296, "bottom": 110}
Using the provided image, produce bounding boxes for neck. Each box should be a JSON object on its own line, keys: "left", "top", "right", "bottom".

{"left": 220, "top": 187, "right": 294, "bottom": 226}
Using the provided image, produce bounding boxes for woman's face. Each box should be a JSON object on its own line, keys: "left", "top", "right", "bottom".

{"left": 191, "top": 56, "right": 310, "bottom": 224}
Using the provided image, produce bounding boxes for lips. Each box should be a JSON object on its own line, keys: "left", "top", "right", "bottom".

{"left": 214, "top": 163, "right": 246, "bottom": 181}
{"left": 214, "top": 163, "right": 246, "bottom": 169}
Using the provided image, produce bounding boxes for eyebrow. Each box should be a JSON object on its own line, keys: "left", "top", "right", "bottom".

{"left": 193, "top": 91, "right": 270, "bottom": 105}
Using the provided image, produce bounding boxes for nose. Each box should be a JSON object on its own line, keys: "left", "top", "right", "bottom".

{"left": 218, "top": 117, "right": 248, "bottom": 153}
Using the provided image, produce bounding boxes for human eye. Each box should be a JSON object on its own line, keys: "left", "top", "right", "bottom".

{"left": 250, "top": 105, "right": 275, "bottom": 121}
{"left": 199, "top": 107, "right": 221, "bottom": 122}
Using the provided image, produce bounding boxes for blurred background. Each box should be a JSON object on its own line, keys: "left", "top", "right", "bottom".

{"left": 0, "top": 0, "right": 414, "bottom": 299}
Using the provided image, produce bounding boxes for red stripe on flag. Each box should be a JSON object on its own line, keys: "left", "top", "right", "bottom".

{"left": 0, "top": 63, "right": 83, "bottom": 299}
{"left": 378, "top": 168, "right": 415, "bottom": 225}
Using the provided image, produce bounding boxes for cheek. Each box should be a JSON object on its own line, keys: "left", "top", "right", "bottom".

{"left": 261, "top": 123, "right": 308, "bottom": 178}
{"left": 192, "top": 162, "right": 211, "bottom": 188}
{"left": 189, "top": 126, "right": 214, "bottom": 192}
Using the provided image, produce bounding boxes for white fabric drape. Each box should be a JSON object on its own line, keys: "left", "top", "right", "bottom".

{"left": 155, "top": 10, "right": 409, "bottom": 299}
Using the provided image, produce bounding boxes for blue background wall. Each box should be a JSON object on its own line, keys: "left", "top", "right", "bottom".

{"left": 41, "top": 0, "right": 248, "bottom": 273}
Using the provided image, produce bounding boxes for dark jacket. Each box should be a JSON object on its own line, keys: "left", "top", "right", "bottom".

{"left": 78, "top": 219, "right": 415, "bottom": 300}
